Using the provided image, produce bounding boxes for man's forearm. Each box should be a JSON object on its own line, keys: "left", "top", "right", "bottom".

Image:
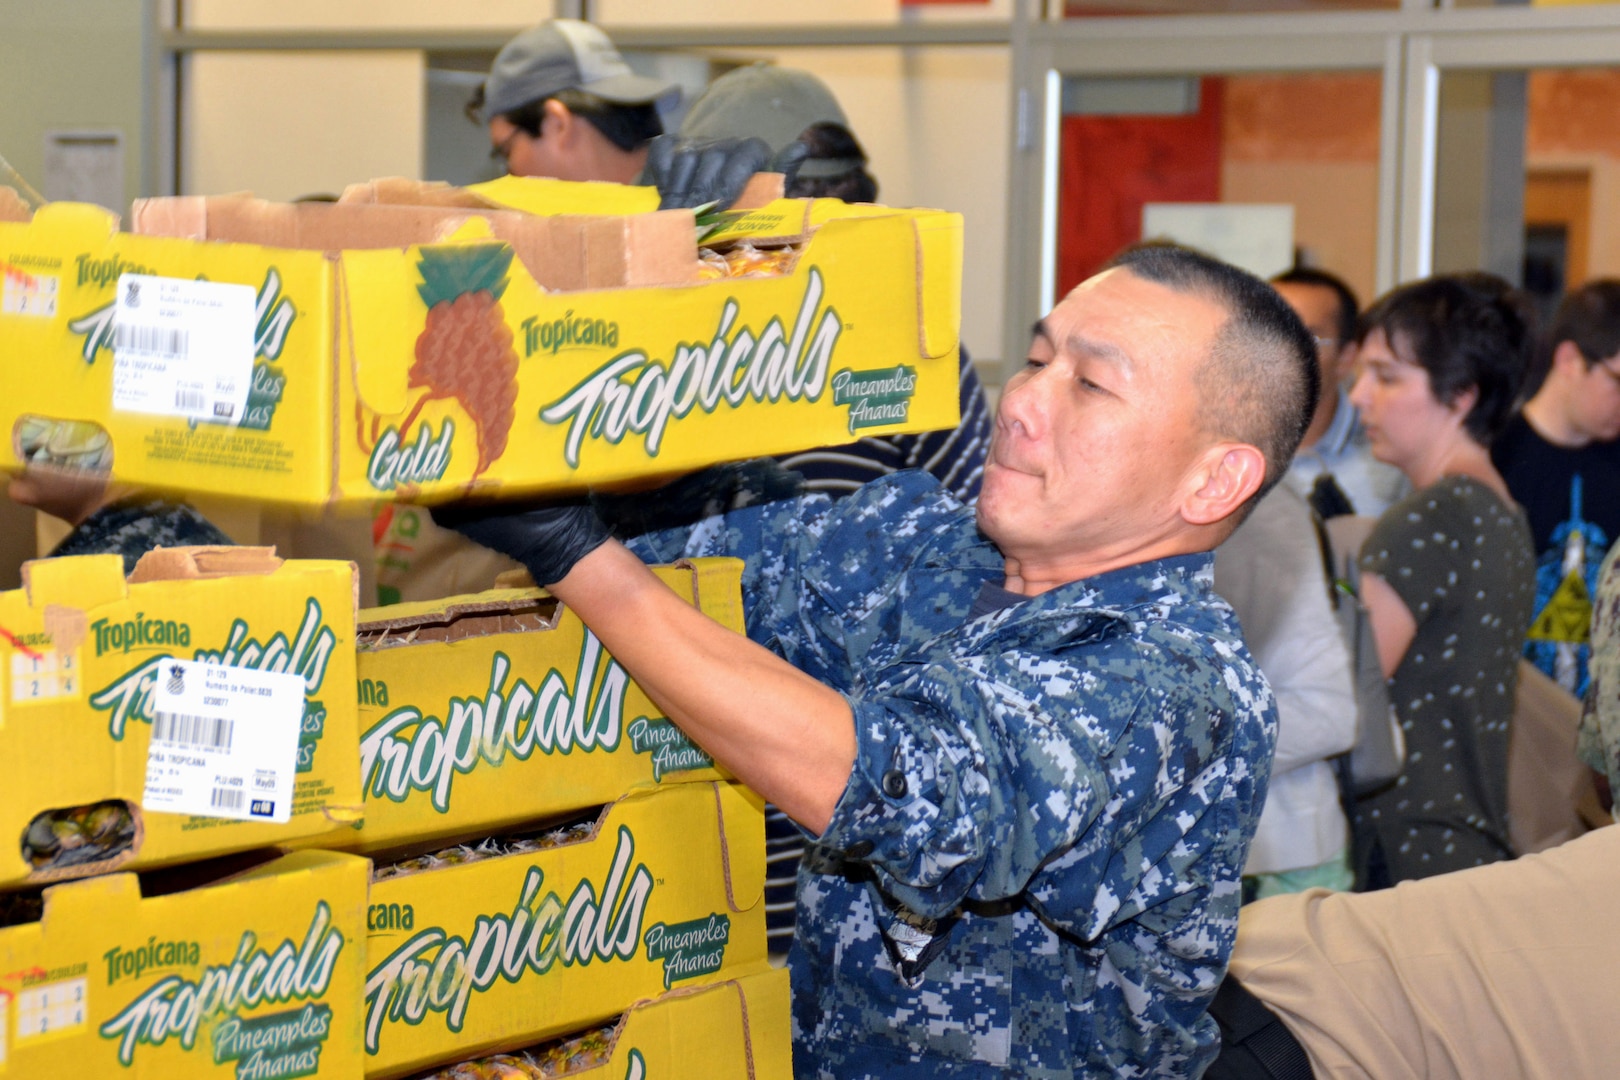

{"left": 548, "top": 539, "right": 857, "bottom": 834}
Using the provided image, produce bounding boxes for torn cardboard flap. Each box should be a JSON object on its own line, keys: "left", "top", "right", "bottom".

{"left": 128, "top": 544, "right": 284, "bottom": 583}
{"left": 21, "top": 552, "right": 127, "bottom": 609}
{"left": 38, "top": 864, "right": 142, "bottom": 927}
{"left": 42, "top": 602, "right": 87, "bottom": 653}
{"left": 358, "top": 590, "right": 560, "bottom": 649}
{"left": 0, "top": 185, "right": 33, "bottom": 223}
{"left": 339, "top": 176, "right": 500, "bottom": 210}
{"left": 134, "top": 194, "right": 701, "bottom": 293}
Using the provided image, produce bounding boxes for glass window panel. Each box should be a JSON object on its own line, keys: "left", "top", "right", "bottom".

{"left": 1055, "top": 71, "right": 1382, "bottom": 306}
{"left": 1435, "top": 66, "right": 1620, "bottom": 319}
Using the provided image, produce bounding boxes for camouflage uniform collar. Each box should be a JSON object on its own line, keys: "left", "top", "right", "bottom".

{"left": 947, "top": 543, "right": 1217, "bottom": 645}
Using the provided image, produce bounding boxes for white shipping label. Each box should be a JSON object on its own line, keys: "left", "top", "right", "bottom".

{"left": 1, "top": 264, "right": 58, "bottom": 318}
{"left": 112, "top": 273, "right": 254, "bottom": 424}
{"left": 143, "top": 659, "right": 304, "bottom": 824}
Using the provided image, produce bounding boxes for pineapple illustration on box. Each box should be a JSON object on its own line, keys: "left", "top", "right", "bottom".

{"left": 385, "top": 243, "right": 520, "bottom": 479}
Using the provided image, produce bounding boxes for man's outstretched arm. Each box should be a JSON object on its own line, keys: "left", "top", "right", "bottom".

{"left": 551, "top": 539, "right": 856, "bottom": 834}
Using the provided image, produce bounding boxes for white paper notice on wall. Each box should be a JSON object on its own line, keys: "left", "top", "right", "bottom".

{"left": 1141, "top": 204, "right": 1296, "bottom": 281}
{"left": 43, "top": 130, "right": 124, "bottom": 214}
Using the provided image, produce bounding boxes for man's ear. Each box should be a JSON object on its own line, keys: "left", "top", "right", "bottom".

{"left": 1552, "top": 339, "right": 1586, "bottom": 380}
{"left": 541, "top": 97, "right": 573, "bottom": 141}
{"left": 1182, "top": 443, "right": 1267, "bottom": 527}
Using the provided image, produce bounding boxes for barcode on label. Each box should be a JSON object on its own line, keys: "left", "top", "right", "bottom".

{"left": 152, "top": 711, "right": 234, "bottom": 751}
{"left": 114, "top": 323, "right": 189, "bottom": 358}
{"left": 210, "top": 787, "right": 244, "bottom": 811}
{"left": 175, "top": 389, "right": 205, "bottom": 411}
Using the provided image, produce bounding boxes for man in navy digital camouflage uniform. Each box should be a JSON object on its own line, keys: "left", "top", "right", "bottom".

{"left": 438, "top": 245, "right": 1318, "bottom": 1078}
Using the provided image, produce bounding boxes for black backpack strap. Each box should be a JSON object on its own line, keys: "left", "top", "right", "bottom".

{"left": 1204, "top": 976, "right": 1317, "bottom": 1080}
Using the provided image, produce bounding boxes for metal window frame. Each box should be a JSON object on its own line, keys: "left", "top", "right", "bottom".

{"left": 148, "top": 2, "right": 1620, "bottom": 377}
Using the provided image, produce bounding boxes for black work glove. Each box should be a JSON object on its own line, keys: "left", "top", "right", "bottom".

{"left": 431, "top": 498, "right": 611, "bottom": 587}
{"left": 590, "top": 459, "right": 805, "bottom": 540}
{"left": 643, "top": 135, "right": 810, "bottom": 212}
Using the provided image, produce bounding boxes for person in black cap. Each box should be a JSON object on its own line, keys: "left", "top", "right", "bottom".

{"left": 467, "top": 19, "right": 678, "bottom": 184}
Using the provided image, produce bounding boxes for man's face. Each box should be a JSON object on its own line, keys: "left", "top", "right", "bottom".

{"left": 1571, "top": 349, "right": 1620, "bottom": 443}
{"left": 489, "top": 112, "right": 585, "bottom": 181}
{"left": 977, "top": 268, "right": 1229, "bottom": 571}
{"left": 1273, "top": 281, "right": 1348, "bottom": 401}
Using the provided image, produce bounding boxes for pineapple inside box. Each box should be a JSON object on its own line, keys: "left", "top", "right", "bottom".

{"left": 345, "top": 559, "right": 743, "bottom": 854}
{"left": 0, "top": 848, "right": 370, "bottom": 1079}
{"left": 407, "top": 964, "right": 791, "bottom": 1080}
{"left": 0, "top": 546, "right": 361, "bottom": 891}
{"left": 0, "top": 176, "right": 961, "bottom": 508}
{"left": 363, "top": 781, "right": 766, "bottom": 1080}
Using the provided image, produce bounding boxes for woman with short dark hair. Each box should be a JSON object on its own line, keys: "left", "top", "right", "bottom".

{"left": 1347, "top": 275, "right": 1537, "bottom": 886}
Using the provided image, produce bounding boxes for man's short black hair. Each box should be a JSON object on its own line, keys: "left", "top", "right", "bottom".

{"left": 1358, "top": 274, "right": 1532, "bottom": 444}
{"left": 466, "top": 83, "right": 663, "bottom": 154}
{"left": 1106, "top": 244, "right": 1319, "bottom": 503}
{"left": 1550, "top": 279, "right": 1620, "bottom": 369}
{"left": 1271, "top": 266, "right": 1359, "bottom": 347}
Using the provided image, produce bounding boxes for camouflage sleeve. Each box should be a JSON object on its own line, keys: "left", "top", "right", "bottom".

{"left": 622, "top": 488, "right": 837, "bottom": 658}
{"left": 1579, "top": 542, "right": 1620, "bottom": 784}
{"left": 812, "top": 634, "right": 1159, "bottom": 922}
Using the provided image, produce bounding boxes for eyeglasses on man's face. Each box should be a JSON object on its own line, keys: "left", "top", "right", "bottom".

{"left": 490, "top": 127, "right": 527, "bottom": 164}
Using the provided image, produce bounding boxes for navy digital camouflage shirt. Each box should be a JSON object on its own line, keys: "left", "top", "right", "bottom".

{"left": 627, "top": 471, "right": 1277, "bottom": 1079}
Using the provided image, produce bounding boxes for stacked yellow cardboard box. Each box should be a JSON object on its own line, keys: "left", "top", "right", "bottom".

{"left": 346, "top": 559, "right": 783, "bottom": 1080}
{"left": 0, "top": 551, "right": 787, "bottom": 1080}
{"left": 0, "top": 547, "right": 373, "bottom": 1078}
{"left": 0, "top": 173, "right": 965, "bottom": 1078}
{"left": 0, "top": 178, "right": 962, "bottom": 508}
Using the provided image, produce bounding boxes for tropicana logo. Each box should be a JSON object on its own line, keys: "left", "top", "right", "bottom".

{"left": 98, "top": 902, "right": 345, "bottom": 1070}
{"left": 359, "top": 633, "right": 659, "bottom": 813}
{"left": 88, "top": 598, "right": 337, "bottom": 741}
{"left": 362, "top": 825, "right": 653, "bottom": 1052}
{"left": 539, "top": 267, "right": 842, "bottom": 469}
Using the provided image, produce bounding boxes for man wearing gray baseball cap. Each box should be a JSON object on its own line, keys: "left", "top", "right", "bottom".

{"left": 466, "top": 19, "right": 678, "bottom": 183}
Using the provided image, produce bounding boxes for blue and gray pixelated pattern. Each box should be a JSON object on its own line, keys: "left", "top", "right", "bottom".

{"left": 1578, "top": 541, "right": 1620, "bottom": 797}
{"left": 49, "top": 497, "right": 233, "bottom": 573}
{"left": 629, "top": 472, "right": 1277, "bottom": 1079}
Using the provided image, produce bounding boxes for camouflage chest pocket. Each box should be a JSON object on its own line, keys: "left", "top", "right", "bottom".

{"left": 823, "top": 901, "right": 1017, "bottom": 1075}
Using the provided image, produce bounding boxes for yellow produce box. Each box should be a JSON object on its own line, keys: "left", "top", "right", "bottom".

{"left": 0, "top": 849, "right": 369, "bottom": 1079}
{"left": 0, "top": 185, "right": 962, "bottom": 508}
{"left": 406, "top": 963, "right": 791, "bottom": 1080}
{"left": 0, "top": 547, "right": 362, "bottom": 891}
{"left": 344, "top": 560, "right": 741, "bottom": 854}
{"left": 363, "top": 781, "right": 765, "bottom": 1080}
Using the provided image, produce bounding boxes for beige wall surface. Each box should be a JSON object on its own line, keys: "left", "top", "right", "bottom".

{"left": 184, "top": 1, "right": 563, "bottom": 30}
{"left": 0, "top": 0, "right": 145, "bottom": 215}
{"left": 1222, "top": 161, "right": 1380, "bottom": 304}
{"left": 595, "top": 0, "right": 1014, "bottom": 24}
{"left": 183, "top": 51, "right": 426, "bottom": 201}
